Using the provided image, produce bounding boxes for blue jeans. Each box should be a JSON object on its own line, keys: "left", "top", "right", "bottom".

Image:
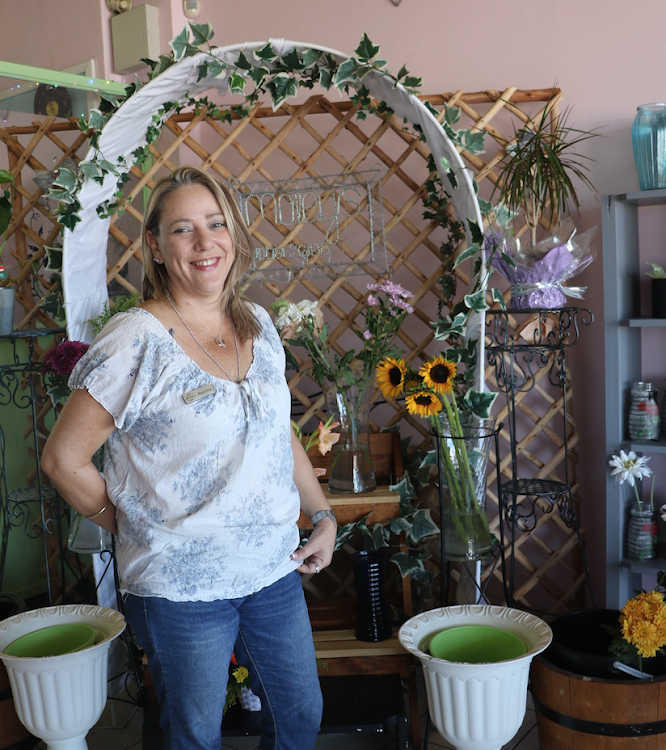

{"left": 125, "top": 571, "right": 322, "bottom": 750}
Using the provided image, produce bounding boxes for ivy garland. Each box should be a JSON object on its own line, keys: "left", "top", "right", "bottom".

{"left": 42, "top": 25, "right": 508, "bottom": 379}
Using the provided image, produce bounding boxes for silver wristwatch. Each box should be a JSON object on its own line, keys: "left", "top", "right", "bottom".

{"left": 310, "top": 509, "right": 337, "bottom": 527}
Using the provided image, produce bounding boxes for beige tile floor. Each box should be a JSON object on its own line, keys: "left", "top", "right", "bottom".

{"left": 34, "top": 669, "right": 541, "bottom": 750}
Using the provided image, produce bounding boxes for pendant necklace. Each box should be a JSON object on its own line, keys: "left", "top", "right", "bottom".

{"left": 165, "top": 290, "right": 240, "bottom": 384}
{"left": 165, "top": 291, "right": 226, "bottom": 347}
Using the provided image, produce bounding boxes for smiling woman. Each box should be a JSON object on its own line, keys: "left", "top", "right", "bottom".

{"left": 41, "top": 167, "right": 340, "bottom": 750}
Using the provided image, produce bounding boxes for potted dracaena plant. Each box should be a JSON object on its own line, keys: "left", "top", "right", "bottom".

{"left": 489, "top": 93, "right": 599, "bottom": 310}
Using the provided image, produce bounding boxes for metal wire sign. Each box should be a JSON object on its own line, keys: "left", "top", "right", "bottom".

{"left": 230, "top": 170, "right": 389, "bottom": 282}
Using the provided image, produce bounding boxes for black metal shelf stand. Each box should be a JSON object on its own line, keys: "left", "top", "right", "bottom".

{"left": 485, "top": 307, "right": 596, "bottom": 611}
{"left": 0, "top": 328, "right": 98, "bottom": 606}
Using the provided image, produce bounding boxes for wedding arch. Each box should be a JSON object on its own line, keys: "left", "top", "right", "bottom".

{"left": 57, "top": 34, "right": 486, "bottom": 385}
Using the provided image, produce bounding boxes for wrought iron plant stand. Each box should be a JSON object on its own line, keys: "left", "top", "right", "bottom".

{"left": 485, "top": 307, "right": 596, "bottom": 611}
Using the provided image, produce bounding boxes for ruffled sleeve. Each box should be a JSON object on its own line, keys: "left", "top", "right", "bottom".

{"left": 68, "top": 309, "right": 169, "bottom": 432}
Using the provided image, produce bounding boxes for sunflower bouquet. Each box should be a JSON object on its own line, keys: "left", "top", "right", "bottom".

{"left": 604, "top": 573, "right": 666, "bottom": 671}
{"left": 376, "top": 355, "right": 497, "bottom": 561}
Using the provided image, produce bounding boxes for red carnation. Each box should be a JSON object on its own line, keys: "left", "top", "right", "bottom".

{"left": 42, "top": 340, "right": 89, "bottom": 375}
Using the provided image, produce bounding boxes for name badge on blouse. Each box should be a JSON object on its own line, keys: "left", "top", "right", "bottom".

{"left": 182, "top": 384, "right": 216, "bottom": 404}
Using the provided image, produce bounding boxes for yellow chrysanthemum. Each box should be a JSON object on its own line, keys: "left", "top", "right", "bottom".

{"left": 419, "top": 357, "right": 457, "bottom": 394}
{"left": 376, "top": 358, "right": 406, "bottom": 399}
{"left": 232, "top": 666, "right": 249, "bottom": 683}
{"left": 405, "top": 390, "right": 443, "bottom": 417}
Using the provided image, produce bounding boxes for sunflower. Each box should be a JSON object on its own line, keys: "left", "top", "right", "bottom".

{"left": 376, "top": 358, "right": 406, "bottom": 399}
{"left": 419, "top": 357, "right": 457, "bottom": 394}
{"left": 405, "top": 390, "right": 443, "bottom": 417}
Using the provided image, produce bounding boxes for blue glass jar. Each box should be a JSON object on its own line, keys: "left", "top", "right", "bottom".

{"left": 632, "top": 103, "right": 666, "bottom": 190}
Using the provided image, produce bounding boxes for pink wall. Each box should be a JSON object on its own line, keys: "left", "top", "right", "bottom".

{"left": 3, "top": 0, "right": 663, "bottom": 604}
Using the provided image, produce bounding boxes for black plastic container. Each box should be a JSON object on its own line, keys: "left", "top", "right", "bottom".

{"left": 652, "top": 278, "right": 666, "bottom": 318}
{"left": 544, "top": 608, "right": 666, "bottom": 679}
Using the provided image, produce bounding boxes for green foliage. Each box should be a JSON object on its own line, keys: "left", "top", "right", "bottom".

{"left": 87, "top": 292, "right": 140, "bottom": 335}
{"left": 647, "top": 262, "right": 666, "bottom": 279}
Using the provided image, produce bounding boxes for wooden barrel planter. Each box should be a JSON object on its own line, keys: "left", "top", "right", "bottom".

{"left": 532, "top": 647, "right": 666, "bottom": 749}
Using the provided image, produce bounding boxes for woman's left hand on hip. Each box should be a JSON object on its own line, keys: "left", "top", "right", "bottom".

{"left": 291, "top": 519, "right": 336, "bottom": 575}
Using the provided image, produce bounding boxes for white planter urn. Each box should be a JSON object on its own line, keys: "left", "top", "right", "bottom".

{"left": 398, "top": 605, "right": 552, "bottom": 750}
{"left": 0, "top": 604, "right": 126, "bottom": 750}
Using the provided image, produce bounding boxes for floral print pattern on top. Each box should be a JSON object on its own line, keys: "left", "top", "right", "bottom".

{"left": 69, "top": 304, "right": 301, "bottom": 602}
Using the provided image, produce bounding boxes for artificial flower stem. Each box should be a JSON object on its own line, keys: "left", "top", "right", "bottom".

{"left": 651, "top": 475, "right": 655, "bottom": 512}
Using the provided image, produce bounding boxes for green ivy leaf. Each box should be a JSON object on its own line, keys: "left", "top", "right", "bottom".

{"left": 197, "top": 62, "right": 209, "bottom": 82}
{"left": 254, "top": 42, "right": 277, "bottom": 63}
{"left": 280, "top": 48, "right": 305, "bottom": 71}
{"left": 408, "top": 509, "right": 440, "bottom": 544}
{"left": 390, "top": 552, "right": 424, "bottom": 577}
{"left": 460, "top": 130, "right": 486, "bottom": 155}
{"left": 318, "top": 66, "right": 333, "bottom": 90}
{"left": 467, "top": 219, "right": 484, "bottom": 245}
{"left": 140, "top": 57, "right": 158, "bottom": 71}
{"left": 265, "top": 73, "right": 298, "bottom": 109}
{"left": 402, "top": 75, "right": 423, "bottom": 90}
{"left": 478, "top": 198, "right": 493, "bottom": 215}
{"left": 444, "top": 103, "right": 461, "bottom": 126}
{"left": 431, "top": 312, "right": 467, "bottom": 341}
{"left": 248, "top": 66, "right": 269, "bottom": 87}
{"left": 44, "top": 245, "right": 63, "bottom": 272}
{"left": 464, "top": 289, "right": 489, "bottom": 313}
{"left": 170, "top": 26, "right": 190, "bottom": 61}
{"left": 207, "top": 59, "right": 225, "bottom": 79}
{"left": 494, "top": 202, "right": 518, "bottom": 228}
{"left": 439, "top": 156, "right": 450, "bottom": 173}
{"left": 189, "top": 21, "right": 214, "bottom": 46}
{"left": 52, "top": 168, "right": 78, "bottom": 192}
{"left": 39, "top": 291, "right": 63, "bottom": 318}
{"left": 333, "top": 58, "right": 359, "bottom": 90}
{"left": 86, "top": 109, "right": 106, "bottom": 131}
{"left": 463, "top": 389, "right": 498, "bottom": 420}
{"left": 354, "top": 33, "right": 380, "bottom": 62}
{"left": 389, "top": 516, "right": 412, "bottom": 536}
{"left": 420, "top": 450, "right": 437, "bottom": 468}
{"left": 79, "top": 161, "right": 103, "bottom": 182}
{"left": 396, "top": 64, "right": 409, "bottom": 81}
{"left": 229, "top": 73, "right": 246, "bottom": 94}
{"left": 98, "top": 159, "right": 120, "bottom": 177}
{"left": 0, "top": 194, "right": 11, "bottom": 236}
{"left": 333, "top": 522, "right": 356, "bottom": 552}
{"left": 98, "top": 92, "right": 120, "bottom": 109}
{"left": 491, "top": 288, "right": 507, "bottom": 310}
{"left": 453, "top": 245, "right": 477, "bottom": 269}
{"left": 235, "top": 50, "right": 252, "bottom": 70}
{"left": 500, "top": 251, "right": 516, "bottom": 269}
{"left": 389, "top": 472, "right": 417, "bottom": 503}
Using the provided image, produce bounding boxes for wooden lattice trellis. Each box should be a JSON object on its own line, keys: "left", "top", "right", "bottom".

{"left": 1, "top": 87, "right": 587, "bottom": 612}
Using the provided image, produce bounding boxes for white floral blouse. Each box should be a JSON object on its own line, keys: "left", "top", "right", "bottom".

{"left": 69, "top": 304, "right": 301, "bottom": 602}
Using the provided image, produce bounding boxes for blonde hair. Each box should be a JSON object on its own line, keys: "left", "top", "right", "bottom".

{"left": 142, "top": 166, "right": 260, "bottom": 341}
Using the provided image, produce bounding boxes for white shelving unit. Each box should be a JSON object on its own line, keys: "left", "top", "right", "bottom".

{"left": 603, "top": 190, "right": 666, "bottom": 608}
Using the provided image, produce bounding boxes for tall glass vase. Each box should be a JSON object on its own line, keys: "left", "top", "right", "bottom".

{"left": 434, "top": 417, "right": 495, "bottom": 562}
{"left": 67, "top": 507, "right": 113, "bottom": 554}
{"left": 325, "top": 379, "right": 377, "bottom": 494}
{"left": 632, "top": 103, "right": 666, "bottom": 190}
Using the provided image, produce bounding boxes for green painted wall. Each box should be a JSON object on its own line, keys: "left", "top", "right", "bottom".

{"left": 0, "top": 336, "right": 56, "bottom": 600}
